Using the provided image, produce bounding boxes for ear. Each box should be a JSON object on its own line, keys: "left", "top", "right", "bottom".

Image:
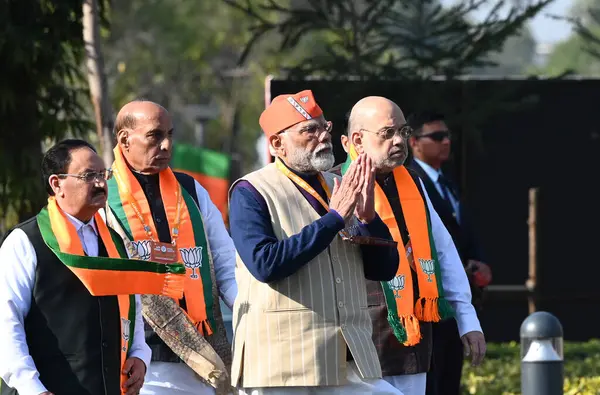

{"left": 117, "top": 129, "right": 130, "bottom": 150}
{"left": 48, "top": 175, "right": 63, "bottom": 197}
{"left": 340, "top": 135, "right": 349, "bottom": 153}
{"left": 349, "top": 131, "right": 365, "bottom": 154}
{"left": 269, "top": 134, "right": 285, "bottom": 157}
{"left": 408, "top": 135, "right": 418, "bottom": 150}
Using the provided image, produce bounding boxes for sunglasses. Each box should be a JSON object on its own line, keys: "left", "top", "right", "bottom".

{"left": 416, "top": 130, "right": 451, "bottom": 142}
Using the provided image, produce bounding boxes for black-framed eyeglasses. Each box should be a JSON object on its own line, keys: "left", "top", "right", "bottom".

{"left": 416, "top": 130, "right": 451, "bottom": 142}
{"left": 57, "top": 169, "right": 113, "bottom": 183}
{"left": 362, "top": 124, "right": 413, "bottom": 140}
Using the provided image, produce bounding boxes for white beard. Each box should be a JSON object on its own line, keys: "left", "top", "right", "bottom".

{"left": 287, "top": 143, "right": 335, "bottom": 172}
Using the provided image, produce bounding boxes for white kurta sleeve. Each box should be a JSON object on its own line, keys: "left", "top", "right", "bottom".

{"left": 126, "top": 295, "right": 152, "bottom": 369}
{"left": 0, "top": 229, "right": 48, "bottom": 395}
{"left": 194, "top": 181, "right": 238, "bottom": 309}
{"left": 420, "top": 180, "right": 483, "bottom": 337}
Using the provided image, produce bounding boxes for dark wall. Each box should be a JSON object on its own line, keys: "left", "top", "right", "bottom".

{"left": 269, "top": 78, "right": 600, "bottom": 341}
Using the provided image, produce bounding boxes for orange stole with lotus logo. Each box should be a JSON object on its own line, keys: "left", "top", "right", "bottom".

{"left": 107, "top": 146, "right": 217, "bottom": 335}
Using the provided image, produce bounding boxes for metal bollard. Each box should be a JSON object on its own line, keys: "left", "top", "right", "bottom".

{"left": 520, "top": 311, "right": 564, "bottom": 395}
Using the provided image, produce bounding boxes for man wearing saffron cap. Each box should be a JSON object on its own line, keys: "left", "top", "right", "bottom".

{"left": 105, "top": 100, "right": 237, "bottom": 394}
{"left": 330, "top": 97, "right": 484, "bottom": 395}
{"left": 228, "top": 90, "right": 403, "bottom": 394}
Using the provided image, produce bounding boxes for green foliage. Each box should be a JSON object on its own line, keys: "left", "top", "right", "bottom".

{"left": 224, "top": 0, "right": 552, "bottom": 79}
{"left": 0, "top": 1, "right": 104, "bottom": 227}
{"left": 461, "top": 340, "right": 600, "bottom": 394}
{"left": 542, "top": 0, "right": 600, "bottom": 76}
{"left": 475, "top": 28, "right": 538, "bottom": 76}
{"left": 543, "top": 34, "right": 600, "bottom": 76}
{"left": 104, "top": 0, "right": 291, "bottom": 173}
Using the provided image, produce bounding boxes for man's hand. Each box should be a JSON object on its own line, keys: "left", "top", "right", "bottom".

{"left": 461, "top": 331, "right": 486, "bottom": 366}
{"left": 329, "top": 154, "right": 365, "bottom": 223}
{"left": 122, "top": 357, "right": 146, "bottom": 395}
{"left": 466, "top": 260, "right": 492, "bottom": 287}
{"left": 354, "top": 155, "right": 376, "bottom": 223}
{"left": 39, "top": 392, "right": 54, "bottom": 395}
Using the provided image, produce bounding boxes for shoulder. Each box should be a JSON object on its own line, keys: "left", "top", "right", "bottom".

{"left": 173, "top": 171, "right": 197, "bottom": 193}
{"left": 395, "top": 165, "right": 428, "bottom": 201}
{"left": 321, "top": 171, "right": 341, "bottom": 190}
{"left": 328, "top": 163, "right": 343, "bottom": 177}
{"left": 0, "top": 219, "right": 36, "bottom": 259}
{"left": 230, "top": 163, "right": 278, "bottom": 194}
{"left": 2, "top": 217, "right": 38, "bottom": 244}
{"left": 404, "top": 166, "right": 422, "bottom": 185}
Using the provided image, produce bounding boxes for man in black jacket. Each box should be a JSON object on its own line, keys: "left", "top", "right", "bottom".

{"left": 406, "top": 112, "right": 491, "bottom": 395}
{"left": 0, "top": 139, "right": 153, "bottom": 395}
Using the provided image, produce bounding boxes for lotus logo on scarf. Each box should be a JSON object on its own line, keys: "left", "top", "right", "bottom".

{"left": 387, "top": 274, "right": 405, "bottom": 299}
{"left": 180, "top": 247, "right": 203, "bottom": 279}
{"left": 121, "top": 317, "right": 131, "bottom": 351}
{"left": 419, "top": 258, "right": 435, "bottom": 282}
{"left": 132, "top": 240, "right": 151, "bottom": 261}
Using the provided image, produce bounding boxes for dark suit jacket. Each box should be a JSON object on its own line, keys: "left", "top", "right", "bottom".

{"left": 407, "top": 159, "right": 486, "bottom": 307}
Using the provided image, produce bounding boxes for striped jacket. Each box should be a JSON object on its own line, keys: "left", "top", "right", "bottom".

{"left": 230, "top": 163, "right": 382, "bottom": 388}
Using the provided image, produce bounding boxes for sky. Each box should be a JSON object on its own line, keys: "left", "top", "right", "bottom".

{"left": 441, "top": 0, "right": 574, "bottom": 45}
{"left": 529, "top": 0, "right": 573, "bottom": 44}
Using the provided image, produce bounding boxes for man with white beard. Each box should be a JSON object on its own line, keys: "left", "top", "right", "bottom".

{"left": 228, "top": 90, "right": 403, "bottom": 394}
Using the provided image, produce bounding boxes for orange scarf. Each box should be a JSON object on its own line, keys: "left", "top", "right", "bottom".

{"left": 38, "top": 198, "right": 185, "bottom": 392}
{"left": 107, "top": 146, "right": 216, "bottom": 335}
{"left": 342, "top": 146, "right": 453, "bottom": 345}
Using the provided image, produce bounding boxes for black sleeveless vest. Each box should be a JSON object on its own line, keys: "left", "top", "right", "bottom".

{"left": 329, "top": 164, "right": 434, "bottom": 376}
{"left": 130, "top": 171, "right": 202, "bottom": 362}
{"left": 0, "top": 217, "right": 122, "bottom": 395}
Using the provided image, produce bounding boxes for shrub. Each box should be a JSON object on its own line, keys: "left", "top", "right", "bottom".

{"left": 460, "top": 340, "right": 600, "bottom": 394}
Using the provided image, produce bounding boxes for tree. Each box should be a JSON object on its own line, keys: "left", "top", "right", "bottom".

{"left": 540, "top": 0, "right": 600, "bottom": 76}
{"left": 0, "top": 0, "right": 104, "bottom": 233}
{"left": 83, "top": 0, "right": 114, "bottom": 165}
{"left": 472, "top": 26, "right": 538, "bottom": 76}
{"left": 103, "top": 0, "right": 278, "bottom": 174}
{"left": 223, "top": 0, "right": 552, "bottom": 79}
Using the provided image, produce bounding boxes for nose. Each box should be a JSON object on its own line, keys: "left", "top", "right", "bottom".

{"left": 391, "top": 133, "right": 404, "bottom": 145}
{"left": 318, "top": 130, "right": 331, "bottom": 143}
{"left": 160, "top": 135, "right": 173, "bottom": 151}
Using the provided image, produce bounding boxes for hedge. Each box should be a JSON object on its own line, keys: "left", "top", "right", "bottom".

{"left": 460, "top": 340, "right": 600, "bottom": 394}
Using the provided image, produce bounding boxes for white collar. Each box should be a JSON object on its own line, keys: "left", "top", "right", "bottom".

{"left": 65, "top": 212, "right": 98, "bottom": 235}
{"left": 414, "top": 158, "right": 442, "bottom": 183}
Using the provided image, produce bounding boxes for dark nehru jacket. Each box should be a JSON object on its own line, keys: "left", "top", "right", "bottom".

{"left": 330, "top": 163, "right": 433, "bottom": 376}
{"left": 130, "top": 171, "right": 231, "bottom": 365}
{"left": 0, "top": 218, "right": 122, "bottom": 395}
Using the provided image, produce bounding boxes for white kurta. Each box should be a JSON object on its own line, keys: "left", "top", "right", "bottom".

{"left": 0, "top": 215, "right": 151, "bottom": 394}
{"left": 140, "top": 180, "right": 238, "bottom": 395}
{"left": 239, "top": 362, "right": 404, "bottom": 395}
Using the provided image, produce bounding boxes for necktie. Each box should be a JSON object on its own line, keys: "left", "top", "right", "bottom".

{"left": 438, "top": 174, "right": 458, "bottom": 219}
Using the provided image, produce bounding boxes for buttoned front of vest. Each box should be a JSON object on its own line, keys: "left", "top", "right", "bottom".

{"left": 230, "top": 164, "right": 381, "bottom": 388}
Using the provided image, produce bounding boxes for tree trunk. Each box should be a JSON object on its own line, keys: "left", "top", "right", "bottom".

{"left": 83, "top": 0, "right": 114, "bottom": 166}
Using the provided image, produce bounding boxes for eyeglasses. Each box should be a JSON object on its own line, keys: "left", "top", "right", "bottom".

{"left": 280, "top": 121, "right": 333, "bottom": 137}
{"left": 416, "top": 130, "right": 451, "bottom": 142}
{"left": 57, "top": 169, "right": 113, "bottom": 183}
{"left": 361, "top": 124, "right": 413, "bottom": 140}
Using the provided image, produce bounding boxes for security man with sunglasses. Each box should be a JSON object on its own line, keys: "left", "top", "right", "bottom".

{"left": 406, "top": 112, "right": 491, "bottom": 395}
